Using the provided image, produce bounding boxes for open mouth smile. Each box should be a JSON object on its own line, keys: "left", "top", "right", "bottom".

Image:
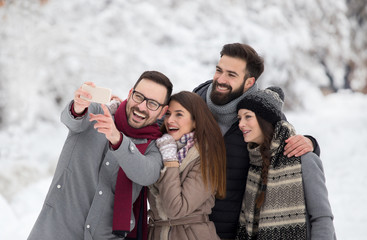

{"left": 242, "top": 130, "right": 251, "bottom": 135}
{"left": 168, "top": 126, "right": 179, "bottom": 133}
{"left": 133, "top": 110, "right": 146, "bottom": 120}
{"left": 216, "top": 85, "right": 230, "bottom": 92}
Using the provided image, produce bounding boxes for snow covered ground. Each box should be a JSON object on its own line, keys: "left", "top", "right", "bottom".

{"left": 287, "top": 91, "right": 367, "bottom": 240}
{"left": 1, "top": 0, "right": 366, "bottom": 239}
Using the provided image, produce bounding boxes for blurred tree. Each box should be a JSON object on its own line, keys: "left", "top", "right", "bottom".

{"left": 346, "top": 0, "right": 367, "bottom": 93}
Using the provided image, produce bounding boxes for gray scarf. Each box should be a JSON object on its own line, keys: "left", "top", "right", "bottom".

{"left": 206, "top": 82, "right": 258, "bottom": 135}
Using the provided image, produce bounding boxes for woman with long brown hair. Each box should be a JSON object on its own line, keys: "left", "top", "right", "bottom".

{"left": 147, "top": 91, "right": 226, "bottom": 240}
{"left": 235, "top": 87, "right": 336, "bottom": 240}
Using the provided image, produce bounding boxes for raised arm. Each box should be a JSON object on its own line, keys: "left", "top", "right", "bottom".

{"left": 284, "top": 135, "right": 320, "bottom": 157}
{"left": 110, "top": 137, "right": 163, "bottom": 186}
{"left": 61, "top": 82, "right": 99, "bottom": 133}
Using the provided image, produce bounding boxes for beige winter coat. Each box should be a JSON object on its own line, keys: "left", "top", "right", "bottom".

{"left": 147, "top": 146, "right": 220, "bottom": 240}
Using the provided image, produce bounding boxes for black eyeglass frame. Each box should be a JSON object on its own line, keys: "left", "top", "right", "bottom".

{"left": 131, "top": 90, "right": 165, "bottom": 111}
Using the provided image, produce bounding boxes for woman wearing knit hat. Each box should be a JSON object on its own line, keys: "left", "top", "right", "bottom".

{"left": 235, "top": 87, "right": 336, "bottom": 240}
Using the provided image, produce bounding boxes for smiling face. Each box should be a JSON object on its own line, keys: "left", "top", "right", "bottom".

{"left": 210, "top": 55, "right": 254, "bottom": 105}
{"left": 164, "top": 100, "right": 196, "bottom": 141}
{"left": 238, "top": 108, "right": 264, "bottom": 145}
{"left": 125, "top": 79, "right": 168, "bottom": 129}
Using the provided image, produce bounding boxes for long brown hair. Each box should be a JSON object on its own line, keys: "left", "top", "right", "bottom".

{"left": 254, "top": 115, "right": 274, "bottom": 209}
{"left": 161, "top": 91, "right": 227, "bottom": 198}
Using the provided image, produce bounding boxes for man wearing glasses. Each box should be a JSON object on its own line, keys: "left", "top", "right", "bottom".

{"left": 28, "top": 71, "right": 173, "bottom": 240}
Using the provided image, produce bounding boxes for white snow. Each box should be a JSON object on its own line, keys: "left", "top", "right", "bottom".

{"left": 0, "top": 0, "right": 366, "bottom": 239}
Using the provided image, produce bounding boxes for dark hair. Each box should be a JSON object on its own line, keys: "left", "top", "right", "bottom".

{"left": 134, "top": 71, "right": 173, "bottom": 104}
{"left": 254, "top": 115, "right": 274, "bottom": 209}
{"left": 220, "top": 43, "right": 264, "bottom": 81}
{"left": 161, "top": 91, "right": 227, "bottom": 198}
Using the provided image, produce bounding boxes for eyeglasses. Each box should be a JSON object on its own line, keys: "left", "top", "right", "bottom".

{"left": 131, "top": 90, "right": 165, "bottom": 111}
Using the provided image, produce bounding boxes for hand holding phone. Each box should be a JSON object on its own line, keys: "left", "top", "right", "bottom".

{"left": 81, "top": 84, "right": 112, "bottom": 104}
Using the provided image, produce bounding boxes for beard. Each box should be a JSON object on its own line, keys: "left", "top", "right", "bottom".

{"left": 126, "top": 105, "right": 151, "bottom": 129}
{"left": 210, "top": 80, "right": 245, "bottom": 105}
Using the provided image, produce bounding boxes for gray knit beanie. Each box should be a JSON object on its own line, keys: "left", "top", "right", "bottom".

{"left": 236, "top": 86, "right": 285, "bottom": 126}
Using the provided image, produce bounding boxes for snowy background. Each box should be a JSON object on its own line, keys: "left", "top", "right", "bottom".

{"left": 1, "top": 0, "right": 366, "bottom": 239}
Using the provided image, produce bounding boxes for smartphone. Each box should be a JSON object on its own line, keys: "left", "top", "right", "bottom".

{"left": 81, "top": 84, "right": 112, "bottom": 104}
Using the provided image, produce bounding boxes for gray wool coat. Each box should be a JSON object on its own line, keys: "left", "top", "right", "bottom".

{"left": 28, "top": 102, "right": 163, "bottom": 240}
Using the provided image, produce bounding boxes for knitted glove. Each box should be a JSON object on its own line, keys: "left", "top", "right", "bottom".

{"left": 156, "top": 133, "right": 178, "bottom": 162}
{"left": 106, "top": 99, "right": 121, "bottom": 114}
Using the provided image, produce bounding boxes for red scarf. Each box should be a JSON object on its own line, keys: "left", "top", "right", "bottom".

{"left": 112, "top": 100, "right": 162, "bottom": 239}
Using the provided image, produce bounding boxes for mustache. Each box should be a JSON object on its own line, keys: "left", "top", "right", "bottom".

{"left": 131, "top": 106, "right": 148, "bottom": 116}
{"left": 214, "top": 81, "right": 232, "bottom": 91}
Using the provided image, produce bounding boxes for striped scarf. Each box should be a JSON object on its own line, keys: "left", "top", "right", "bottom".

{"left": 236, "top": 121, "right": 307, "bottom": 240}
{"left": 176, "top": 132, "right": 195, "bottom": 164}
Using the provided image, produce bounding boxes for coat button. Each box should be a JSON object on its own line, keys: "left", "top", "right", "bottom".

{"left": 57, "top": 185, "right": 61, "bottom": 189}
{"left": 99, "top": 191, "right": 103, "bottom": 195}
{"left": 130, "top": 146, "right": 135, "bottom": 152}
{"left": 106, "top": 161, "right": 110, "bottom": 166}
{"left": 86, "top": 224, "right": 90, "bottom": 229}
